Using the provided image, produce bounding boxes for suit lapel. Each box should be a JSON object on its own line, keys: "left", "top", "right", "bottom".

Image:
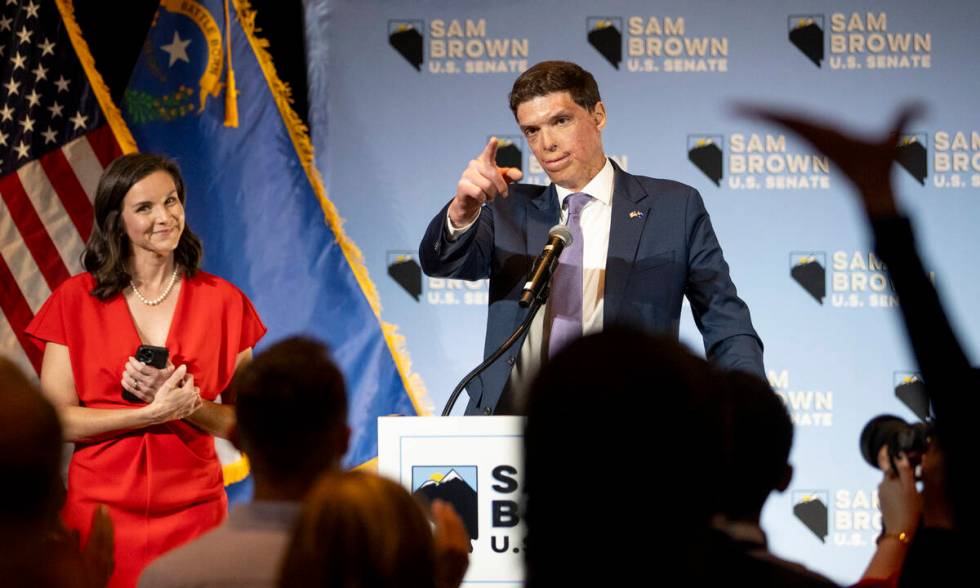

{"left": 604, "top": 162, "right": 651, "bottom": 326}
{"left": 518, "top": 183, "right": 559, "bottom": 328}
{"left": 526, "top": 182, "right": 560, "bottom": 265}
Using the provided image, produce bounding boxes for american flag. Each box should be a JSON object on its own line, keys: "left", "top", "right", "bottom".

{"left": 1, "top": 0, "right": 122, "bottom": 376}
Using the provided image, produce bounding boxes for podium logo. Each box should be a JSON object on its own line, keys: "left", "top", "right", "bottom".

{"left": 413, "top": 466, "right": 479, "bottom": 541}
{"left": 897, "top": 134, "right": 928, "bottom": 185}
{"left": 894, "top": 372, "right": 929, "bottom": 420}
{"left": 387, "top": 252, "right": 422, "bottom": 301}
{"left": 790, "top": 252, "right": 826, "bottom": 304}
{"left": 793, "top": 491, "right": 829, "bottom": 543}
{"left": 687, "top": 135, "right": 723, "bottom": 186}
{"left": 587, "top": 17, "right": 622, "bottom": 69}
{"left": 789, "top": 15, "right": 824, "bottom": 67}
{"left": 389, "top": 20, "right": 425, "bottom": 71}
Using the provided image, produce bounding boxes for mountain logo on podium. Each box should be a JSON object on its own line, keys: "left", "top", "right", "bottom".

{"left": 788, "top": 15, "right": 825, "bottom": 67}
{"left": 413, "top": 466, "right": 479, "bottom": 540}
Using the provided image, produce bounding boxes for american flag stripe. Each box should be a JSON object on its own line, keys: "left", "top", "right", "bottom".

{"left": 38, "top": 143, "right": 95, "bottom": 240}
{"left": 0, "top": 172, "right": 72, "bottom": 289}
{"left": 1, "top": 1, "right": 128, "bottom": 374}
{"left": 0, "top": 195, "right": 52, "bottom": 314}
{"left": 18, "top": 159, "right": 87, "bottom": 274}
{"left": 82, "top": 123, "right": 122, "bottom": 171}
{"left": 0, "top": 300, "right": 36, "bottom": 377}
{"left": 0, "top": 252, "right": 44, "bottom": 372}
{"left": 64, "top": 127, "right": 115, "bottom": 201}
{"left": 0, "top": 133, "right": 114, "bottom": 370}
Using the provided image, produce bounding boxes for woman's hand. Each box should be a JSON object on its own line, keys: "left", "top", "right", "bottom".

{"left": 145, "top": 365, "right": 202, "bottom": 424}
{"left": 121, "top": 358, "right": 175, "bottom": 403}
{"left": 861, "top": 446, "right": 922, "bottom": 583}
{"left": 877, "top": 446, "right": 923, "bottom": 537}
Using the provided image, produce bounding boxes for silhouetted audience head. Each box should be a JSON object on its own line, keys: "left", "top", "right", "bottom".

{"left": 523, "top": 327, "right": 722, "bottom": 585}
{"left": 0, "top": 357, "right": 63, "bottom": 532}
{"left": 232, "top": 337, "right": 350, "bottom": 494}
{"left": 716, "top": 370, "right": 794, "bottom": 522}
{"left": 279, "top": 471, "right": 437, "bottom": 588}
{"left": 0, "top": 357, "right": 97, "bottom": 588}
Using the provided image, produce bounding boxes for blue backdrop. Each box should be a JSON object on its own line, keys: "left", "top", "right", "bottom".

{"left": 306, "top": 1, "right": 980, "bottom": 583}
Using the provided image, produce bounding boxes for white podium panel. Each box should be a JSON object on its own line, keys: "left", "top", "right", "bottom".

{"left": 378, "top": 416, "right": 525, "bottom": 587}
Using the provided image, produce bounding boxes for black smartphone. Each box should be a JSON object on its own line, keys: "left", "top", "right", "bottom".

{"left": 122, "top": 345, "right": 169, "bottom": 402}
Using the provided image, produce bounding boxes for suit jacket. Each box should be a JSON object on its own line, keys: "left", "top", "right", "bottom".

{"left": 420, "top": 162, "right": 764, "bottom": 414}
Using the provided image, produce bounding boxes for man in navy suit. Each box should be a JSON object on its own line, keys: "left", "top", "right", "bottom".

{"left": 420, "top": 61, "right": 763, "bottom": 415}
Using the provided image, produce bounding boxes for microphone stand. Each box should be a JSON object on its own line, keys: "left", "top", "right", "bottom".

{"left": 441, "top": 284, "right": 550, "bottom": 416}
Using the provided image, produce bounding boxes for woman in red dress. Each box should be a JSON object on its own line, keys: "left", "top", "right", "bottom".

{"left": 26, "top": 153, "right": 266, "bottom": 588}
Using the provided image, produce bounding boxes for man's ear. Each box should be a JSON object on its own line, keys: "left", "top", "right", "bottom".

{"left": 592, "top": 101, "right": 607, "bottom": 130}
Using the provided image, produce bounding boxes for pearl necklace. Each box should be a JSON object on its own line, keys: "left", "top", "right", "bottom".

{"left": 130, "top": 269, "right": 179, "bottom": 306}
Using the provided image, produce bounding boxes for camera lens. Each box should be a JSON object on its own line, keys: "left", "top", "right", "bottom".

{"left": 859, "top": 414, "right": 909, "bottom": 469}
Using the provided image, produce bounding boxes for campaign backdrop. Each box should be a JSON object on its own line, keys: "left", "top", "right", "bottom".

{"left": 305, "top": 1, "right": 980, "bottom": 583}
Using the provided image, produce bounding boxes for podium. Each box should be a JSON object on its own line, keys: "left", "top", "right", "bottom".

{"left": 378, "top": 416, "right": 525, "bottom": 587}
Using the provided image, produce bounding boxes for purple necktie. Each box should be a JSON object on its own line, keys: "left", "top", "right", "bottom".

{"left": 547, "top": 192, "right": 592, "bottom": 359}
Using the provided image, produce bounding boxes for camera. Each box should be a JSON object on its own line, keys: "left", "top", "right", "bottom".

{"left": 859, "top": 414, "right": 932, "bottom": 472}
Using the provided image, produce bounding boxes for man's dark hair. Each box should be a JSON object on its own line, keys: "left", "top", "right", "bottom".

{"left": 232, "top": 337, "right": 348, "bottom": 483}
{"left": 508, "top": 61, "right": 601, "bottom": 116}
{"left": 717, "top": 371, "right": 794, "bottom": 520}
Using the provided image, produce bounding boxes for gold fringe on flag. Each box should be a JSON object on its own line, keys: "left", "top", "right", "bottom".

{"left": 233, "top": 0, "right": 431, "bottom": 417}
{"left": 54, "top": 0, "right": 138, "bottom": 154}
{"left": 223, "top": 0, "right": 239, "bottom": 127}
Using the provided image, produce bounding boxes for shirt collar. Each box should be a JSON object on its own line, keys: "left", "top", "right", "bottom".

{"left": 555, "top": 158, "right": 614, "bottom": 208}
{"left": 228, "top": 499, "right": 302, "bottom": 530}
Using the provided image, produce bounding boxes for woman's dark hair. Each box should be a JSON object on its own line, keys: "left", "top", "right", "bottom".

{"left": 82, "top": 153, "right": 202, "bottom": 299}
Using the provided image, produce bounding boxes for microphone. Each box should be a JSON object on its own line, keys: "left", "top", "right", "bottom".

{"left": 519, "top": 225, "right": 573, "bottom": 307}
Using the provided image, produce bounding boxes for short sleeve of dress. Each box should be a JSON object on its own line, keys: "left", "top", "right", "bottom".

{"left": 238, "top": 291, "right": 267, "bottom": 352}
{"left": 24, "top": 279, "right": 73, "bottom": 350}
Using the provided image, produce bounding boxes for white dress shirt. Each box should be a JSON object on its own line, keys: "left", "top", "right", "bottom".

{"left": 447, "top": 159, "right": 615, "bottom": 406}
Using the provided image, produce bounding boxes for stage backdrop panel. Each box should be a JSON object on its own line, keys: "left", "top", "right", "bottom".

{"left": 307, "top": 1, "right": 980, "bottom": 583}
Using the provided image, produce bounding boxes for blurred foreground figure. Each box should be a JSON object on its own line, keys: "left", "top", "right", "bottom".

{"left": 0, "top": 357, "right": 113, "bottom": 588}
{"left": 740, "top": 104, "right": 975, "bottom": 586}
{"left": 279, "top": 471, "right": 469, "bottom": 588}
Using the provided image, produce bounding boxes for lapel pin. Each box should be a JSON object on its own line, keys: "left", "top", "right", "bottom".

{"left": 629, "top": 210, "right": 644, "bottom": 219}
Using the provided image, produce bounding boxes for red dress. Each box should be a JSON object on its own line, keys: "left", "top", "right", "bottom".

{"left": 26, "top": 271, "right": 266, "bottom": 588}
